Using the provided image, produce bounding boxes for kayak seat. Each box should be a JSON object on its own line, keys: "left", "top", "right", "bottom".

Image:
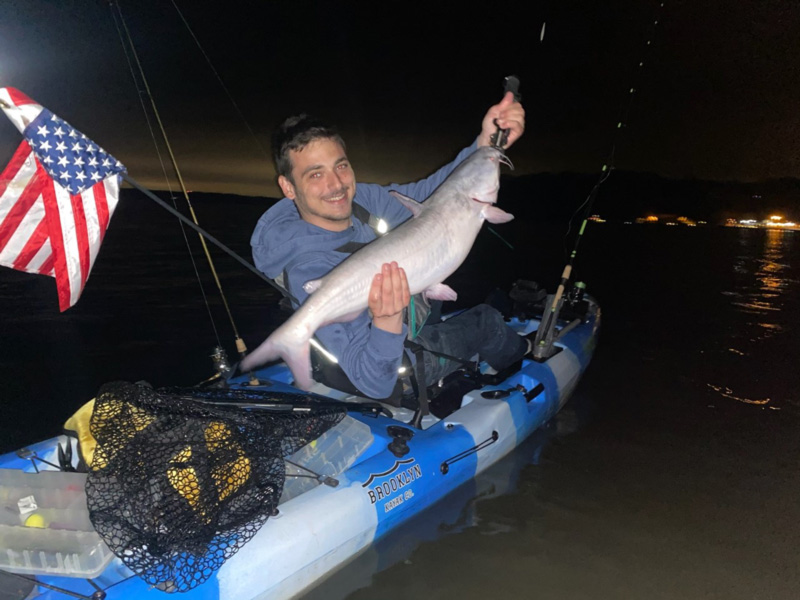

{"left": 310, "top": 343, "right": 406, "bottom": 407}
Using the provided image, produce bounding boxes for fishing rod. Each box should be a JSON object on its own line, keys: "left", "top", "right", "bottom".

{"left": 110, "top": 0, "right": 269, "bottom": 367}
{"left": 120, "top": 174, "right": 293, "bottom": 300}
{"left": 166, "top": 387, "right": 392, "bottom": 418}
{"left": 532, "top": 2, "right": 665, "bottom": 359}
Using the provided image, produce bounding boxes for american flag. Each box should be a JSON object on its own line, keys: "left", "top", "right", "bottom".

{"left": 0, "top": 87, "right": 125, "bottom": 311}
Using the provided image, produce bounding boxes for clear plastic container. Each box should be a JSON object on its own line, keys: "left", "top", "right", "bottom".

{"left": 280, "top": 416, "right": 373, "bottom": 504}
{"left": 0, "top": 469, "right": 115, "bottom": 577}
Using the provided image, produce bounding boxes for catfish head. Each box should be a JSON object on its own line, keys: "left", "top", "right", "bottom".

{"left": 453, "top": 146, "right": 514, "bottom": 223}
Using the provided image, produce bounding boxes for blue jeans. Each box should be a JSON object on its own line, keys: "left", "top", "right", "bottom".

{"left": 414, "top": 304, "right": 528, "bottom": 386}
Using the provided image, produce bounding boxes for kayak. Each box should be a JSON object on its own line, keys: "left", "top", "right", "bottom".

{"left": 0, "top": 299, "right": 599, "bottom": 600}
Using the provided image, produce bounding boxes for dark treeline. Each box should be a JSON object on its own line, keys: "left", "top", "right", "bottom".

{"left": 500, "top": 172, "right": 800, "bottom": 223}
{"left": 122, "top": 171, "right": 800, "bottom": 241}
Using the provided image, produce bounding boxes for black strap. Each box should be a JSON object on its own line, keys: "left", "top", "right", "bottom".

{"left": 406, "top": 341, "right": 430, "bottom": 428}
{"left": 334, "top": 202, "right": 378, "bottom": 254}
{"left": 351, "top": 202, "right": 372, "bottom": 226}
{"left": 334, "top": 240, "right": 369, "bottom": 254}
{"left": 406, "top": 338, "right": 477, "bottom": 371}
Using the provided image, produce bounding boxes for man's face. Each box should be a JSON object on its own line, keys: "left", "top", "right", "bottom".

{"left": 278, "top": 137, "right": 356, "bottom": 232}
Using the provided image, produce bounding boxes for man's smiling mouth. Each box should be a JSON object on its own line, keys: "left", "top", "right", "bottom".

{"left": 324, "top": 190, "right": 348, "bottom": 203}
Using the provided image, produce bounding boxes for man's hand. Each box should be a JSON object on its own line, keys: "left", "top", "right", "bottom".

{"left": 477, "top": 91, "right": 526, "bottom": 149}
{"left": 369, "top": 262, "right": 410, "bottom": 334}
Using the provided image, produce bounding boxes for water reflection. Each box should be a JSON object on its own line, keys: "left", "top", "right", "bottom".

{"left": 710, "top": 229, "right": 798, "bottom": 406}
{"left": 730, "top": 229, "right": 795, "bottom": 317}
{"left": 706, "top": 383, "right": 769, "bottom": 406}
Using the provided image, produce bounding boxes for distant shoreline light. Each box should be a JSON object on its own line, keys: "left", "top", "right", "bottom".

{"left": 725, "top": 216, "right": 799, "bottom": 231}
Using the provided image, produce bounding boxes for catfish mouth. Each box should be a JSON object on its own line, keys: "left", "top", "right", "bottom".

{"left": 471, "top": 151, "right": 511, "bottom": 204}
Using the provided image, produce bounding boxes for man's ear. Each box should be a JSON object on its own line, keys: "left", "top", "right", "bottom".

{"left": 278, "top": 175, "right": 296, "bottom": 200}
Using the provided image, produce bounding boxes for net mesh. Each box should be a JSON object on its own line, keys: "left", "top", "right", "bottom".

{"left": 85, "top": 381, "right": 346, "bottom": 592}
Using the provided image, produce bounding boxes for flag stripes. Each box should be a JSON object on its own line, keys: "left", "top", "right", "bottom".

{"left": 0, "top": 87, "right": 125, "bottom": 310}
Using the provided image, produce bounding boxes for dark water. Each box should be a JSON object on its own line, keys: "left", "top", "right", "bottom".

{"left": 1, "top": 196, "right": 798, "bottom": 599}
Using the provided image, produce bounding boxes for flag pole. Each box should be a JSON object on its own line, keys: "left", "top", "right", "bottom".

{"left": 121, "top": 174, "right": 295, "bottom": 303}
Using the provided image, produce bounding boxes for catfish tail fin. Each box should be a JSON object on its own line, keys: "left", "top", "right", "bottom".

{"left": 239, "top": 324, "right": 314, "bottom": 391}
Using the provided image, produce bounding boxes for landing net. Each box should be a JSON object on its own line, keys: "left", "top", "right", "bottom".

{"left": 85, "top": 381, "right": 346, "bottom": 592}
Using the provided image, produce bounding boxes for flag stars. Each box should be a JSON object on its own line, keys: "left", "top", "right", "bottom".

{"left": 102, "top": 158, "right": 111, "bottom": 168}
{"left": 5, "top": 106, "right": 127, "bottom": 309}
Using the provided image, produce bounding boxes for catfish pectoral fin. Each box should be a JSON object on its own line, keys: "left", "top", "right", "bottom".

{"left": 424, "top": 283, "right": 457, "bottom": 301}
{"left": 482, "top": 206, "right": 514, "bottom": 224}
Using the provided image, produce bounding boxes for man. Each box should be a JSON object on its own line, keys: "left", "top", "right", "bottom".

{"left": 252, "top": 92, "right": 529, "bottom": 400}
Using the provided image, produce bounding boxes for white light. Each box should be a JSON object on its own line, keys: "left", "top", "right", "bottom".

{"left": 398, "top": 366, "right": 407, "bottom": 374}
{"left": 376, "top": 219, "right": 389, "bottom": 234}
{"left": 309, "top": 338, "right": 338, "bottom": 363}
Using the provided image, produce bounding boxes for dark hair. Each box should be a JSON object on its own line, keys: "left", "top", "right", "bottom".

{"left": 272, "top": 114, "right": 346, "bottom": 182}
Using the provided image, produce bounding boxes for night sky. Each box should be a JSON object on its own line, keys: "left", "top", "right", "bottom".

{"left": 1, "top": 0, "right": 799, "bottom": 197}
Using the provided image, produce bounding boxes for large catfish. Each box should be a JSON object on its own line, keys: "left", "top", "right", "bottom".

{"left": 240, "top": 146, "right": 514, "bottom": 389}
